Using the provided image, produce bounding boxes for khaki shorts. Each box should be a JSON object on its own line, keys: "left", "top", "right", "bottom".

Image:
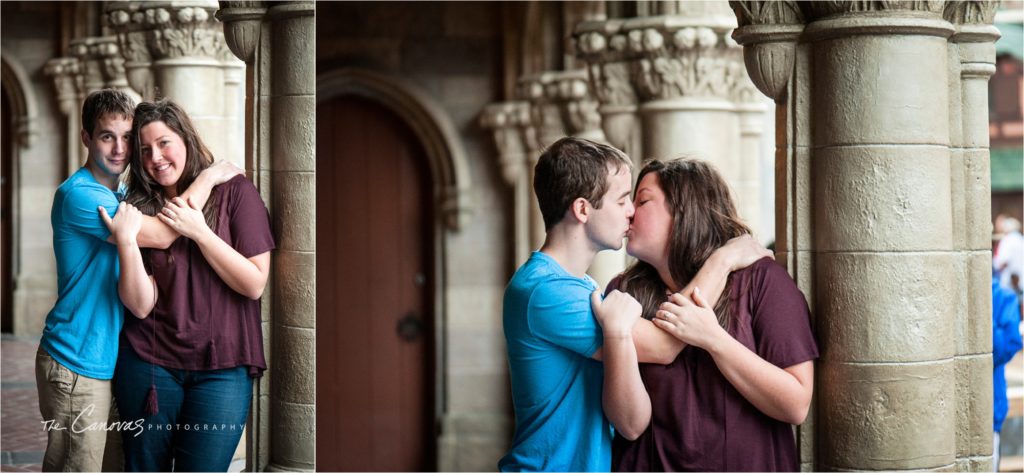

{"left": 35, "top": 346, "right": 122, "bottom": 472}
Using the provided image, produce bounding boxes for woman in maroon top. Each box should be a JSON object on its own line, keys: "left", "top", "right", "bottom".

{"left": 111, "top": 99, "right": 274, "bottom": 471}
{"left": 612, "top": 158, "right": 818, "bottom": 472}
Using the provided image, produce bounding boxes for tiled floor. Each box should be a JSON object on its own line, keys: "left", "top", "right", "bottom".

{"left": 1, "top": 335, "right": 44, "bottom": 472}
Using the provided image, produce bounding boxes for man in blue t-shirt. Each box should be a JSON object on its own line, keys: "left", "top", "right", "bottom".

{"left": 36, "top": 89, "right": 241, "bottom": 471}
{"left": 499, "top": 137, "right": 770, "bottom": 472}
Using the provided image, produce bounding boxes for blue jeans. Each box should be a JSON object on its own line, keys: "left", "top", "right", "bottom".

{"left": 113, "top": 346, "right": 252, "bottom": 472}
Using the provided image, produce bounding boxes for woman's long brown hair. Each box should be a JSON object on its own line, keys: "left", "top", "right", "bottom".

{"left": 125, "top": 99, "right": 218, "bottom": 231}
{"left": 618, "top": 158, "right": 751, "bottom": 329}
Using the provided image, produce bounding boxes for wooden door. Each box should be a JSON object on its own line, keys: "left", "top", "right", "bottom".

{"left": 316, "top": 95, "right": 435, "bottom": 471}
{"left": 2, "top": 90, "right": 12, "bottom": 333}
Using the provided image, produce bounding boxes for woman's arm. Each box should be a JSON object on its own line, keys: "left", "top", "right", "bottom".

{"left": 134, "top": 161, "right": 244, "bottom": 249}
{"left": 653, "top": 288, "right": 813, "bottom": 425}
{"left": 100, "top": 202, "right": 157, "bottom": 318}
{"left": 633, "top": 234, "right": 773, "bottom": 365}
{"left": 158, "top": 196, "right": 270, "bottom": 300}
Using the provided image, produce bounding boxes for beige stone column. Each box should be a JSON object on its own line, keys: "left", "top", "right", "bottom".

{"left": 945, "top": 2, "right": 1000, "bottom": 470}
{"left": 575, "top": 7, "right": 765, "bottom": 236}
{"left": 108, "top": 4, "right": 156, "bottom": 100}
{"left": 222, "top": 56, "right": 246, "bottom": 168}
{"left": 216, "top": 3, "right": 274, "bottom": 470}
{"left": 576, "top": 19, "right": 643, "bottom": 165}
{"left": 267, "top": 2, "right": 316, "bottom": 471}
{"left": 550, "top": 69, "right": 626, "bottom": 287}
{"left": 43, "top": 57, "right": 84, "bottom": 178}
{"left": 481, "top": 101, "right": 533, "bottom": 265}
{"left": 806, "top": 6, "right": 956, "bottom": 471}
{"left": 107, "top": 1, "right": 232, "bottom": 161}
{"left": 518, "top": 73, "right": 565, "bottom": 250}
{"left": 732, "top": 1, "right": 999, "bottom": 470}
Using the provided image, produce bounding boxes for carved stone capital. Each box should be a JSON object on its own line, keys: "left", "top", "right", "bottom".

{"left": 44, "top": 58, "right": 83, "bottom": 116}
{"left": 216, "top": 2, "right": 267, "bottom": 63}
{"left": 729, "top": 1, "right": 804, "bottom": 101}
{"left": 600, "top": 17, "right": 747, "bottom": 102}
{"left": 69, "top": 37, "right": 107, "bottom": 94}
{"left": 517, "top": 73, "right": 567, "bottom": 149}
{"left": 945, "top": 1, "right": 1001, "bottom": 48}
{"left": 108, "top": 1, "right": 224, "bottom": 61}
{"left": 801, "top": 1, "right": 944, "bottom": 21}
{"left": 544, "top": 70, "right": 604, "bottom": 138}
{"left": 480, "top": 101, "right": 532, "bottom": 186}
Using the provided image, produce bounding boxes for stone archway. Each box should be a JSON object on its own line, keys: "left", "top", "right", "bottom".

{"left": 316, "top": 67, "right": 473, "bottom": 469}
{"left": 1, "top": 51, "right": 38, "bottom": 335}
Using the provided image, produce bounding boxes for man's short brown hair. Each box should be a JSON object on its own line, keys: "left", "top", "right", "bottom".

{"left": 81, "top": 89, "right": 136, "bottom": 138}
{"left": 533, "top": 137, "right": 632, "bottom": 231}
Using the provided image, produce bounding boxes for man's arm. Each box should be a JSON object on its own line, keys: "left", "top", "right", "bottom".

{"left": 592, "top": 290, "right": 650, "bottom": 440}
{"left": 100, "top": 202, "right": 157, "bottom": 318}
{"left": 632, "top": 234, "right": 773, "bottom": 364}
{"left": 125, "top": 162, "right": 244, "bottom": 249}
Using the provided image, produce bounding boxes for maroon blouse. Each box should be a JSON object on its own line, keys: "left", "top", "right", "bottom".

{"left": 613, "top": 257, "right": 819, "bottom": 472}
{"left": 123, "top": 175, "right": 275, "bottom": 377}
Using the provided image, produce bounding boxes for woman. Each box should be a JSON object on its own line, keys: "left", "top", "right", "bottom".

{"left": 613, "top": 158, "right": 818, "bottom": 471}
{"left": 108, "top": 99, "right": 274, "bottom": 471}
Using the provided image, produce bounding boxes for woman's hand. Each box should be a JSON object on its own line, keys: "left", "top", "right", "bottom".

{"left": 653, "top": 287, "right": 728, "bottom": 352}
{"left": 100, "top": 202, "right": 143, "bottom": 245}
{"left": 158, "top": 196, "right": 212, "bottom": 242}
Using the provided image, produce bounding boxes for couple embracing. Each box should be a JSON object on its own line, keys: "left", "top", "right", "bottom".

{"left": 36, "top": 89, "right": 273, "bottom": 471}
{"left": 501, "top": 137, "right": 819, "bottom": 472}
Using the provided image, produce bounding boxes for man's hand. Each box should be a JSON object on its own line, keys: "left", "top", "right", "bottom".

{"left": 592, "top": 289, "right": 642, "bottom": 339}
{"left": 200, "top": 161, "right": 244, "bottom": 186}
{"left": 158, "top": 196, "right": 213, "bottom": 242}
{"left": 716, "top": 234, "right": 773, "bottom": 271}
{"left": 99, "top": 202, "right": 143, "bottom": 245}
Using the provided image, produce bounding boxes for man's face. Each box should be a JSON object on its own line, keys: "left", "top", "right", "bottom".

{"left": 82, "top": 113, "right": 132, "bottom": 180}
{"left": 585, "top": 164, "right": 635, "bottom": 252}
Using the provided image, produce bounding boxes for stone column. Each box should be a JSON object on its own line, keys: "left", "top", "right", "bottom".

{"left": 518, "top": 73, "right": 565, "bottom": 250}
{"left": 576, "top": 19, "right": 643, "bottom": 164}
{"left": 268, "top": 2, "right": 316, "bottom": 471}
{"left": 222, "top": 55, "right": 246, "bottom": 168}
{"left": 108, "top": 1, "right": 230, "bottom": 161}
{"left": 481, "top": 101, "right": 533, "bottom": 266}
{"left": 806, "top": 5, "right": 956, "bottom": 471}
{"left": 945, "top": 2, "right": 1000, "bottom": 470}
{"left": 550, "top": 69, "right": 626, "bottom": 287}
{"left": 44, "top": 57, "right": 84, "bottom": 178}
{"left": 732, "top": 1, "right": 999, "bottom": 470}
{"left": 575, "top": 7, "right": 765, "bottom": 234}
{"left": 93, "top": 36, "right": 141, "bottom": 102}
{"left": 217, "top": 2, "right": 274, "bottom": 470}
{"left": 108, "top": 3, "right": 156, "bottom": 100}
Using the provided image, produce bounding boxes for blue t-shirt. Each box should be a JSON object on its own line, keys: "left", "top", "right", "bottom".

{"left": 40, "top": 167, "right": 124, "bottom": 380}
{"left": 993, "top": 278, "right": 1023, "bottom": 433}
{"left": 499, "top": 251, "right": 610, "bottom": 472}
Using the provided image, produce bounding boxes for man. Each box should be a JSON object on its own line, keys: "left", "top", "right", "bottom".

{"left": 499, "top": 137, "right": 768, "bottom": 471}
{"left": 36, "top": 89, "right": 240, "bottom": 471}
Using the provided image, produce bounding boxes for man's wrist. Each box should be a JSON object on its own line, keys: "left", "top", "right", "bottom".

{"left": 116, "top": 236, "right": 139, "bottom": 247}
{"left": 603, "top": 329, "right": 634, "bottom": 341}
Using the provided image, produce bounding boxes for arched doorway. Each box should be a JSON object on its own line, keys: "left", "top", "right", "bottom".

{"left": 316, "top": 95, "right": 436, "bottom": 471}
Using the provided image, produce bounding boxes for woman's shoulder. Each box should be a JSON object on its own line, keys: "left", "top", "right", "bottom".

{"left": 734, "top": 256, "right": 798, "bottom": 294}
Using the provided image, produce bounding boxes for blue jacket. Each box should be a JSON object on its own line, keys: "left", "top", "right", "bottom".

{"left": 993, "top": 278, "right": 1023, "bottom": 433}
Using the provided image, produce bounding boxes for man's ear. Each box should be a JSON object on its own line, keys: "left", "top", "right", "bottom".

{"left": 80, "top": 129, "right": 91, "bottom": 149}
{"left": 570, "top": 197, "right": 590, "bottom": 224}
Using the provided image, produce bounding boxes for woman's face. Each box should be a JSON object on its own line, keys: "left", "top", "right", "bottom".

{"left": 138, "top": 120, "right": 187, "bottom": 193}
{"left": 626, "top": 172, "right": 673, "bottom": 265}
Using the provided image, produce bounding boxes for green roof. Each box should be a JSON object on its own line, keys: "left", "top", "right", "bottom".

{"left": 992, "top": 147, "right": 1024, "bottom": 192}
{"left": 996, "top": 22, "right": 1023, "bottom": 60}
